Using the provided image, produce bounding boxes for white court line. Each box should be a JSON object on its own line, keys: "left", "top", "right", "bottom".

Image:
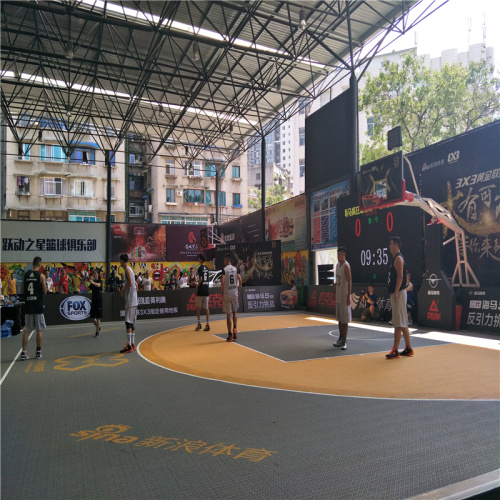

{"left": 0, "top": 330, "right": 34, "bottom": 386}
{"left": 306, "top": 316, "right": 417, "bottom": 333}
{"left": 412, "top": 332, "right": 500, "bottom": 351}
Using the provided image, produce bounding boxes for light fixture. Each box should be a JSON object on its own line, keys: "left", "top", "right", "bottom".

{"left": 298, "top": 7, "right": 307, "bottom": 32}
{"left": 193, "top": 41, "right": 200, "bottom": 62}
{"left": 276, "top": 75, "right": 282, "bottom": 92}
{"left": 159, "top": 109, "right": 166, "bottom": 118}
{"left": 185, "top": 145, "right": 189, "bottom": 155}
{"left": 66, "top": 104, "right": 72, "bottom": 117}
{"left": 66, "top": 40, "right": 74, "bottom": 59}
{"left": 229, "top": 124, "right": 234, "bottom": 134}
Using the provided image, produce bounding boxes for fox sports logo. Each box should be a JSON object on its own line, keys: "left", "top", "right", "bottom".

{"left": 59, "top": 296, "right": 91, "bottom": 321}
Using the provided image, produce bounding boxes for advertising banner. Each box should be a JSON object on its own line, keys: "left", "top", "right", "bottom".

{"left": 408, "top": 122, "right": 500, "bottom": 288}
{"left": 265, "top": 195, "right": 307, "bottom": 251}
{"left": 242, "top": 286, "right": 287, "bottom": 312}
{"left": 311, "top": 180, "right": 350, "bottom": 251}
{"left": 165, "top": 225, "right": 202, "bottom": 261}
{"left": 115, "top": 291, "right": 182, "bottom": 321}
{"left": 461, "top": 288, "right": 500, "bottom": 334}
{"left": 215, "top": 241, "right": 281, "bottom": 286}
{"left": 219, "top": 210, "right": 263, "bottom": 244}
{"left": 306, "top": 285, "right": 336, "bottom": 315}
{"left": 111, "top": 223, "right": 166, "bottom": 262}
{"left": 1, "top": 221, "right": 106, "bottom": 263}
{"left": 179, "top": 288, "right": 225, "bottom": 316}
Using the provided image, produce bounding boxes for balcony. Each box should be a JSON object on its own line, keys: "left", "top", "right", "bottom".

{"left": 231, "top": 177, "right": 243, "bottom": 182}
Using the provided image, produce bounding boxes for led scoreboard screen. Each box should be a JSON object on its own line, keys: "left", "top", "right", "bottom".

{"left": 337, "top": 194, "right": 423, "bottom": 285}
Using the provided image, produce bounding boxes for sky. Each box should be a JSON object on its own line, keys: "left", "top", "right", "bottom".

{"left": 385, "top": 0, "right": 500, "bottom": 68}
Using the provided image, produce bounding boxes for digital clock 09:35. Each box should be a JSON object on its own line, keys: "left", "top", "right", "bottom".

{"left": 360, "top": 248, "right": 389, "bottom": 266}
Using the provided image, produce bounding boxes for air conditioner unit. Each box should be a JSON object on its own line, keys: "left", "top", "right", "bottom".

{"left": 148, "top": 204, "right": 153, "bottom": 212}
{"left": 176, "top": 190, "right": 182, "bottom": 196}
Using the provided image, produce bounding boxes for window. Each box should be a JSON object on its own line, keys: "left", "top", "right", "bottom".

{"left": 161, "top": 215, "right": 209, "bottom": 225}
{"left": 219, "top": 191, "right": 226, "bottom": 207}
{"left": 300, "top": 165, "right": 305, "bottom": 177}
{"left": 256, "top": 173, "right": 260, "bottom": 180}
{"left": 70, "top": 148, "right": 95, "bottom": 165}
{"left": 17, "top": 176, "right": 30, "bottom": 194}
{"left": 183, "top": 189, "right": 204, "bottom": 203}
{"left": 71, "top": 180, "right": 95, "bottom": 198}
{"left": 129, "top": 204, "right": 144, "bottom": 216}
{"left": 232, "top": 193, "right": 241, "bottom": 207}
{"left": 129, "top": 153, "right": 143, "bottom": 165}
{"left": 19, "top": 144, "right": 31, "bottom": 160}
{"left": 69, "top": 211, "right": 98, "bottom": 222}
{"left": 41, "top": 144, "right": 65, "bottom": 162}
{"left": 166, "top": 158, "right": 175, "bottom": 175}
{"left": 184, "top": 160, "right": 202, "bottom": 176}
{"left": 104, "top": 182, "right": 116, "bottom": 200}
{"left": 299, "top": 127, "right": 305, "bottom": 146}
{"left": 41, "top": 177, "right": 65, "bottom": 195}
{"left": 367, "top": 116, "right": 375, "bottom": 136}
{"left": 206, "top": 163, "right": 217, "bottom": 177}
{"left": 129, "top": 175, "right": 144, "bottom": 191}
{"left": 232, "top": 165, "right": 240, "bottom": 178}
{"left": 166, "top": 188, "right": 176, "bottom": 203}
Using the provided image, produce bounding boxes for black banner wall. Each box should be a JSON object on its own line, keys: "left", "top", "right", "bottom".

{"left": 407, "top": 121, "right": 500, "bottom": 288}
{"left": 216, "top": 240, "right": 281, "bottom": 286}
{"left": 179, "top": 288, "right": 225, "bottom": 317}
{"left": 460, "top": 287, "right": 499, "bottom": 334}
{"left": 114, "top": 291, "right": 182, "bottom": 321}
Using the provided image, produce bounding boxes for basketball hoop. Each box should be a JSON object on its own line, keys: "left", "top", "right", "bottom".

{"left": 361, "top": 194, "right": 381, "bottom": 216}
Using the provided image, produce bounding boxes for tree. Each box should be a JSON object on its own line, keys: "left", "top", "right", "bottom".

{"left": 248, "top": 174, "right": 291, "bottom": 212}
{"left": 359, "top": 50, "right": 500, "bottom": 165}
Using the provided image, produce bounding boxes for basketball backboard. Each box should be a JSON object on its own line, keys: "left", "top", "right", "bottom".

{"left": 359, "top": 150, "right": 404, "bottom": 211}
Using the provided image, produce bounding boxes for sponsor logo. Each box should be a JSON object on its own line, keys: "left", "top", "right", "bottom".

{"left": 59, "top": 295, "right": 91, "bottom": 321}
{"left": 447, "top": 150, "right": 460, "bottom": 164}
{"left": 427, "top": 300, "right": 441, "bottom": 321}
{"left": 426, "top": 274, "right": 441, "bottom": 289}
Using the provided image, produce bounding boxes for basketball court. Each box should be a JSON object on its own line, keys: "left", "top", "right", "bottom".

{"left": 2, "top": 311, "right": 498, "bottom": 499}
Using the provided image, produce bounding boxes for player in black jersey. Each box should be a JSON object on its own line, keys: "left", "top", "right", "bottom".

{"left": 195, "top": 253, "right": 210, "bottom": 331}
{"left": 20, "top": 256, "right": 47, "bottom": 360}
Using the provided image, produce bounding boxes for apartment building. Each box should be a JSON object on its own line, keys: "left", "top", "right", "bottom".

{"left": 2, "top": 126, "right": 247, "bottom": 224}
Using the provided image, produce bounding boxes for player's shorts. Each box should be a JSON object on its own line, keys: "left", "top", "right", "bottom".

{"left": 223, "top": 298, "right": 239, "bottom": 314}
{"left": 90, "top": 302, "right": 102, "bottom": 319}
{"left": 24, "top": 314, "right": 46, "bottom": 331}
{"left": 125, "top": 306, "right": 138, "bottom": 325}
{"left": 390, "top": 289, "right": 408, "bottom": 328}
{"left": 196, "top": 296, "right": 209, "bottom": 309}
{"left": 336, "top": 294, "right": 352, "bottom": 324}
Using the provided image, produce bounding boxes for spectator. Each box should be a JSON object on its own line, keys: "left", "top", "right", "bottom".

{"left": 59, "top": 269, "right": 69, "bottom": 294}
{"left": 44, "top": 270, "right": 53, "bottom": 294}
{"left": 361, "top": 284, "right": 377, "bottom": 321}
{"left": 142, "top": 271, "right": 153, "bottom": 292}
{"left": 72, "top": 273, "right": 81, "bottom": 294}
{"left": 188, "top": 267, "right": 197, "bottom": 288}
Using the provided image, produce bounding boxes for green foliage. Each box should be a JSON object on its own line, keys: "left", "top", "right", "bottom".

{"left": 359, "top": 50, "right": 500, "bottom": 165}
{"left": 248, "top": 174, "right": 290, "bottom": 212}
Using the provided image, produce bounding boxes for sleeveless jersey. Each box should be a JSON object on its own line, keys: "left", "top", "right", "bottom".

{"left": 335, "top": 261, "right": 349, "bottom": 303}
{"left": 124, "top": 265, "right": 138, "bottom": 308}
{"left": 24, "top": 269, "right": 44, "bottom": 314}
{"left": 388, "top": 252, "right": 407, "bottom": 294}
{"left": 197, "top": 264, "right": 209, "bottom": 296}
{"left": 222, "top": 264, "right": 239, "bottom": 301}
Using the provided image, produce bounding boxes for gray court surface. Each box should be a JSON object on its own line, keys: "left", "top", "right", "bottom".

{"left": 2, "top": 311, "right": 499, "bottom": 500}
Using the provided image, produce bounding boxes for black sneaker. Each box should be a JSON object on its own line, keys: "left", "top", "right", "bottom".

{"left": 36, "top": 350, "right": 42, "bottom": 359}
{"left": 226, "top": 333, "right": 233, "bottom": 342}
{"left": 95, "top": 331, "right": 100, "bottom": 338}
{"left": 120, "top": 344, "right": 133, "bottom": 353}
{"left": 20, "top": 351, "right": 29, "bottom": 361}
{"left": 333, "top": 337, "right": 343, "bottom": 347}
{"left": 386, "top": 347, "right": 400, "bottom": 359}
{"left": 400, "top": 347, "right": 414, "bottom": 357}
{"left": 195, "top": 324, "right": 202, "bottom": 331}
{"left": 204, "top": 324, "right": 210, "bottom": 331}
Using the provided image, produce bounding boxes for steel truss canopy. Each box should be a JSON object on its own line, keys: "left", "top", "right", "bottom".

{"left": 1, "top": 0, "right": 446, "bottom": 168}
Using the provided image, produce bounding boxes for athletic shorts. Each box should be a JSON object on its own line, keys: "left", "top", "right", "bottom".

{"left": 196, "top": 296, "right": 209, "bottom": 309}
{"left": 24, "top": 314, "right": 46, "bottom": 331}
{"left": 90, "top": 302, "right": 102, "bottom": 319}
{"left": 223, "top": 298, "right": 238, "bottom": 314}
{"left": 125, "top": 306, "right": 138, "bottom": 325}
{"left": 390, "top": 289, "right": 408, "bottom": 328}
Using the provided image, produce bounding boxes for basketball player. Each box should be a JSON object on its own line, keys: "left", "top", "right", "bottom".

{"left": 333, "top": 246, "right": 351, "bottom": 350}
{"left": 195, "top": 253, "right": 210, "bottom": 331}
{"left": 221, "top": 253, "right": 242, "bottom": 342}
{"left": 119, "top": 254, "right": 138, "bottom": 353}
{"left": 20, "top": 256, "right": 47, "bottom": 360}
{"left": 386, "top": 236, "right": 413, "bottom": 359}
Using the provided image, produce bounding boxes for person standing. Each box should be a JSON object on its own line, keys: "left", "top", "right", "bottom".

{"left": 119, "top": 254, "right": 138, "bottom": 353}
{"left": 8, "top": 274, "right": 17, "bottom": 297}
{"left": 72, "top": 272, "right": 81, "bottom": 294}
{"left": 333, "top": 246, "right": 351, "bottom": 350}
{"left": 221, "top": 253, "right": 242, "bottom": 342}
{"left": 20, "top": 256, "right": 47, "bottom": 360}
{"left": 88, "top": 269, "right": 103, "bottom": 338}
{"left": 107, "top": 269, "right": 118, "bottom": 293}
{"left": 44, "top": 269, "right": 54, "bottom": 294}
{"left": 188, "top": 267, "right": 197, "bottom": 288}
{"left": 386, "top": 236, "right": 413, "bottom": 359}
{"left": 195, "top": 253, "right": 210, "bottom": 331}
{"left": 142, "top": 270, "right": 153, "bottom": 292}
{"left": 59, "top": 268, "right": 69, "bottom": 294}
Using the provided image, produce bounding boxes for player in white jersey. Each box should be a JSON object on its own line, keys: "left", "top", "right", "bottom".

{"left": 221, "top": 254, "right": 242, "bottom": 342}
